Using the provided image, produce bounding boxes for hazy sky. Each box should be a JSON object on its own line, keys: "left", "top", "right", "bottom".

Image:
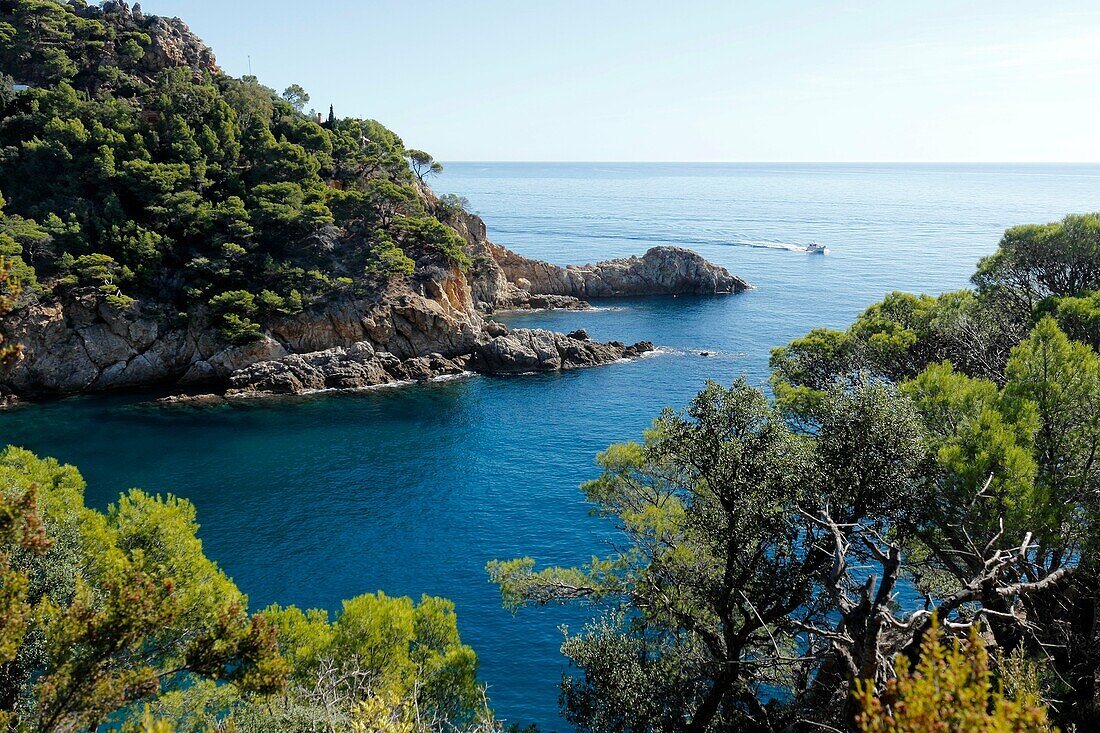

{"left": 142, "top": 0, "right": 1100, "bottom": 162}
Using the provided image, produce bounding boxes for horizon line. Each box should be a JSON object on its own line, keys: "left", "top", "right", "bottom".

{"left": 439, "top": 160, "right": 1100, "bottom": 165}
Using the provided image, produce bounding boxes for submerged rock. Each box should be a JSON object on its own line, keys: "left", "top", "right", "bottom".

{"left": 156, "top": 393, "right": 227, "bottom": 406}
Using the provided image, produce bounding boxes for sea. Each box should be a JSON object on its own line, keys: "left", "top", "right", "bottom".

{"left": 1, "top": 163, "right": 1097, "bottom": 728}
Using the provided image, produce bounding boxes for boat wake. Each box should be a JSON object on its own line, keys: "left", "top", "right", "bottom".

{"left": 730, "top": 238, "right": 808, "bottom": 252}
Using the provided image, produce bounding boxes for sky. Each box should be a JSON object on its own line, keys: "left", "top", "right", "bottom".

{"left": 141, "top": 0, "right": 1100, "bottom": 162}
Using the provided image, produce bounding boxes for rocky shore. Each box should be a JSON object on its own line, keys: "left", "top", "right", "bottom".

{"left": 0, "top": 0, "right": 751, "bottom": 405}
{"left": 1, "top": 211, "right": 742, "bottom": 402}
{"left": 161, "top": 325, "right": 655, "bottom": 402}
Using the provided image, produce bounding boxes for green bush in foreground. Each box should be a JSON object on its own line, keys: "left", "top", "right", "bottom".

{"left": 855, "top": 620, "right": 1056, "bottom": 733}
{"left": 0, "top": 447, "right": 494, "bottom": 732}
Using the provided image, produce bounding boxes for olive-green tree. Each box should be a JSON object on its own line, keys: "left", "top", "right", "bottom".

{"left": 282, "top": 84, "right": 310, "bottom": 112}
{"left": 490, "top": 378, "right": 928, "bottom": 732}
{"left": 406, "top": 150, "right": 442, "bottom": 184}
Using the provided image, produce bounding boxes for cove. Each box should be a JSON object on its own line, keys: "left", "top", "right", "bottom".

{"left": 1, "top": 163, "right": 1098, "bottom": 727}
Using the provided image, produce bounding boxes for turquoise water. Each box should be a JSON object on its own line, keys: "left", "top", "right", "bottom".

{"left": 1, "top": 164, "right": 1099, "bottom": 728}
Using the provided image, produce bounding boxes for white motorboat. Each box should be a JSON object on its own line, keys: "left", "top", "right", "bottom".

{"left": 806, "top": 241, "right": 829, "bottom": 255}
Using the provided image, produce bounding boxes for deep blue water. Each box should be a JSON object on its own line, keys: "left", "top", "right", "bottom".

{"left": 1, "top": 163, "right": 1099, "bottom": 728}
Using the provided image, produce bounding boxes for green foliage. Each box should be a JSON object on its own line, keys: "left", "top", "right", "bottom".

{"left": 0, "top": 0, "right": 472, "bottom": 342}
{"left": 208, "top": 289, "right": 264, "bottom": 344}
{"left": 0, "top": 255, "right": 22, "bottom": 363}
{"left": 281, "top": 84, "right": 310, "bottom": 112}
{"left": 0, "top": 447, "right": 288, "bottom": 730}
{"left": 233, "top": 592, "right": 486, "bottom": 732}
{"left": 0, "top": 448, "right": 497, "bottom": 732}
{"left": 490, "top": 378, "right": 927, "bottom": 731}
{"left": 60, "top": 252, "right": 131, "bottom": 296}
{"left": 1002, "top": 317, "right": 1100, "bottom": 511}
{"left": 365, "top": 233, "right": 416, "bottom": 278}
{"left": 901, "top": 361, "right": 1040, "bottom": 530}
{"left": 0, "top": 193, "right": 43, "bottom": 295}
{"left": 0, "top": 448, "right": 49, "bottom": 733}
{"left": 558, "top": 613, "right": 705, "bottom": 733}
{"left": 436, "top": 193, "right": 470, "bottom": 219}
{"left": 406, "top": 149, "right": 443, "bottom": 182}
{"left": 1038, "top": 290, "right": 1100, "bottom": 351}
{"left": 390, "top": 215, "right": 472, "bottom": 270}
{"left": 771, "top": 285, "right": 1032, "bottom": 403}
{"left": 855, "top": 620, "right": 1055, "bottom": 733}
{"left": 974, "top": 213, "right": 1100, "bottom": 312}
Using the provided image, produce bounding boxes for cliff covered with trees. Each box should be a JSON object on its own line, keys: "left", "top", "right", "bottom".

{"left": 0, "top": 0, "right": 744, "bottom": 400}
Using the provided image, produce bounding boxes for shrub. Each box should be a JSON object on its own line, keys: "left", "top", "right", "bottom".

{"left": 207, "top": 290, "right": 263, "bottom": 344}
{"left": 855, "top": 620, "right": 1056, "bottom": 733}
{"left": 390, "top": 216, "right": 471, "bottom": 269}
{"left": 365, "top": 234, "right": 415, "bottom": 278}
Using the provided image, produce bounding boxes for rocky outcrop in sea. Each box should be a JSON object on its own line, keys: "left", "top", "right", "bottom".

{"left": 470, "top": 325, "right": 653, "bottom": 375}
{"left": 486, "top": 242, "right": 750, "bottom": 300}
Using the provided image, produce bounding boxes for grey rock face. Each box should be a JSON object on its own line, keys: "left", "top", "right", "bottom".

{"left": 0, "top": 262, "right": 483, "bottom": 397}
{"left": 138, "top": 15, "right": 219, "bottom": 78}
{"left": 470, "top": 328, "right": 653, "bottom": 374}
{"left": 489, "top": 244, "right": 750, "bottom": 299}
{"left": 224, "top": 342, "right": 468, "bottom": 397}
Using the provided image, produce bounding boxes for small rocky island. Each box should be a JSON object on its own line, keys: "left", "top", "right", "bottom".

{"left": 0, "top": 1, "right": 749, "bottom": 403}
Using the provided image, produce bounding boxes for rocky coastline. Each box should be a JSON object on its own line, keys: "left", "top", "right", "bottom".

{"left": 486, "top": 241, "right": 751, "bottom": 299}
{"left": 0, "top": 211, "right": 742, "bottom": 403}
{"left": 0, "top": 0, "right": 751, "bottom": 405}
{"left": 160, "top": 325, "right": 655, "bottom": 403}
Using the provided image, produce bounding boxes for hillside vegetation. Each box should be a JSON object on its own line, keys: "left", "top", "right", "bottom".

{"left": 0, "top": 0, "right": 466, "bottom": 344}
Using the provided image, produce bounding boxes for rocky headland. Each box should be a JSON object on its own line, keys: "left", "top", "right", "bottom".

{"left": 0, "top": 229, "right": 720, "bottom": 401}
{"left": 486, "top": 241, "right": 750, "bottom": 300}
{"left": 0, "top": 2, "right": 747, "bottom": 403}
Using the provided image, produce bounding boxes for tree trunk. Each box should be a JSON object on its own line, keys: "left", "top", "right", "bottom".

{"left": 686, "top": 667, "right": 735, "bottom": 733}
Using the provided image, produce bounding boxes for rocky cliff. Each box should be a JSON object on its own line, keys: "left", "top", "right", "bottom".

{"left": 0, "top": 265, "right": 481, "bottom": 396}
{"left": 0, "top": 223, "right": 742, "bottom": 399}
{"left": 5, "top": 1, "right": 218, "bottom": 87}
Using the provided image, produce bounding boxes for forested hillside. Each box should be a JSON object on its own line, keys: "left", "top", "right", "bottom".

{"left": 0, "top": 0, "right": 465, "bottom": 344}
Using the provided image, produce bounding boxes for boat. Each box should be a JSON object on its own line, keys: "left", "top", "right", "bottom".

{"left": 806, "top": 241, "right": 829, "bottom": 255}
